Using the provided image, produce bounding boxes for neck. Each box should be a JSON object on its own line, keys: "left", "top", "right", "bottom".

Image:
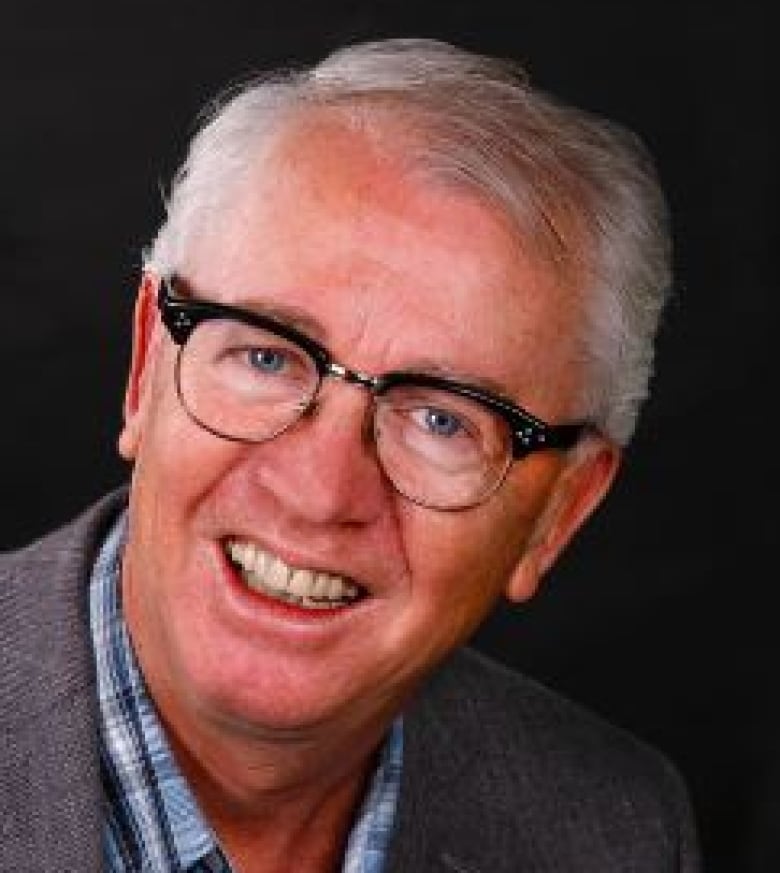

{"left": 161, "top": 706, "right": 385, "bottom": 873}
{"left": 193, "top": 752, "right": 372, "bottom": 873}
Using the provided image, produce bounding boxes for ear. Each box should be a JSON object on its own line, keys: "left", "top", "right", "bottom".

{"left": 504, "top": 437, "right": 621, "bottom": 602}
{"left": 117, "top": 274, "right": 161, "bottom": 461}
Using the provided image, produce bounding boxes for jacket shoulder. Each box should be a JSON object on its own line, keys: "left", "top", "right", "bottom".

{"left": 0, "top": 488, "right": 128, "bottom": 723}
{"left": 0, "top": 493, "right": 123, "bottom": 872}
{"left": 392, "top": 647, "right": 700, "bottom": 872}
{"left": 420, "top": 646, "right": 690, "bottom": 805}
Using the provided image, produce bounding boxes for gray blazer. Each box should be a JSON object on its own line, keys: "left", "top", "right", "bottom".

{"left": 1, "top": 491, "right": 701, "bottom": 872}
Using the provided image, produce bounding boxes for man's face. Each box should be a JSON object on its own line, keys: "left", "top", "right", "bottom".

{"left": 119, "top": 116, "right": 616, "bottom": 744}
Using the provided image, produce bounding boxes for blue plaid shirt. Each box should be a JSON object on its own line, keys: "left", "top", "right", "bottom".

{"left": 90, "top": 513, "right": 403, "bottom": 872}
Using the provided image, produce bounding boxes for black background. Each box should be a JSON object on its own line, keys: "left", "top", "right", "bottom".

{"left": 1, "top": 2, "right": 775, "bottom": 870}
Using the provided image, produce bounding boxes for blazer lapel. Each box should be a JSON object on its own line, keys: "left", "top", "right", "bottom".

{"left": 0, "top": 489, "right": 127, "bottom": 871}
{"left": 0, "top": 681, "right": 103, "bottom": 871}
{"left": 384, "top": 664, "right": 490, "bottom": 873}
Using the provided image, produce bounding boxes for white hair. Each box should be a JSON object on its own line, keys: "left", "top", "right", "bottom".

{"left": 146, "top": 38, "right": 672, "bottom": 445}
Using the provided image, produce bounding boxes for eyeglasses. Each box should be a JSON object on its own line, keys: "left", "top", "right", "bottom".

{"left": 157, "top": 277, "right": 587, "bottom": 510}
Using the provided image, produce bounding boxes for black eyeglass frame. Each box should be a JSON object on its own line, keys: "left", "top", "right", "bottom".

{"left": 157, "top": 276, "right": 588, "bottom": 458}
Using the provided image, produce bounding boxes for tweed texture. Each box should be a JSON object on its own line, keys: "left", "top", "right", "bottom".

{"left": 385, "top": 648, "right": 701, "bottom": 872}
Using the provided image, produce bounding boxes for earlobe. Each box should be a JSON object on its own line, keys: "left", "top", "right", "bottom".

{"left": 504, "top": 439, "right": 621, "bottom": 603}
{"left": 117, "top": 274, "right": 160, "bottom": 461}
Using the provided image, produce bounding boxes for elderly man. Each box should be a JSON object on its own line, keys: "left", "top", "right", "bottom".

{"left": 1, "top": 38, "right": 699, "bottom": 872}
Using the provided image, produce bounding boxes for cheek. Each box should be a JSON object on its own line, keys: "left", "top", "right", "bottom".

{"left": 395, "top": 498, "right": 531, "bottom": 639}
{"left": 132, "top": 368, "right": 238, "bottom": 508}
{"left": 122, "top": 385, "right": 243, "bottom": 663}
{"left": 124, "top": 378, "right": 251, "bottom": 611}
{"left": 397, "top": 456, "right": 563, "bottom": 631}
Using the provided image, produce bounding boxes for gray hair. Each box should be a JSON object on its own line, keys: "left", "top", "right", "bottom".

{"left": 146, "top": 38, "right": 672, "bottom": 445}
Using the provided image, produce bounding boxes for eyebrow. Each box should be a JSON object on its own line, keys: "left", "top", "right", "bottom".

{"left": 403, "top": 360, "right": 516, "bottom": 401}
{"left": 229, "top": 297, "right": 329, "bottom": 342}
{"left": 174, "top": 276, "right": 329, "bottom": 341}
{"left": 174, "top": 277, "right": 516, "bottom": 400}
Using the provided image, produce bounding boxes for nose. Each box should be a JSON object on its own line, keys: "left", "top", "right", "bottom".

{"left": 245, "top": 382, "right": 390, "bottom": 527}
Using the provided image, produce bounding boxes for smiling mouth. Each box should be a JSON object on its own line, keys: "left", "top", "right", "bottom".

{"left": 224, "top": 539, "right": 363, "bottom": 610}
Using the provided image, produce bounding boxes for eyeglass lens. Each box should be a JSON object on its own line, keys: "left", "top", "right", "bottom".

{"left": 175, "top": 316, "right": 515, "bottom": 509}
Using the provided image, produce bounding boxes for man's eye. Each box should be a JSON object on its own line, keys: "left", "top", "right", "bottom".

{"left": 417, "top": 407, "right": 464, "bottom": 438}
{"left": 247, "top": 348, "right": 287, "bottom": 373}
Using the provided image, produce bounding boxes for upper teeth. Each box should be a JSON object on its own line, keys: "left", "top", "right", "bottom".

{"left": 226, "top": 540, "right": 360, "bottom": 608}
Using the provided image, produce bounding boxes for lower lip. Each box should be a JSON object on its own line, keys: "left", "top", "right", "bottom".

{"left": 218, "top": 547, "right": 362, "bottom": 623}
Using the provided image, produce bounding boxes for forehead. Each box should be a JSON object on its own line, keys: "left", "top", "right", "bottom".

{"left": 183, "top": 112, "right": 586, "bottom": 417}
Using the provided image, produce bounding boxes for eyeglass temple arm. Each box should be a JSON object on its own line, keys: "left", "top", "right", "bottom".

{"left": 512, "top": 422, "right": 586, "bottom": 457}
